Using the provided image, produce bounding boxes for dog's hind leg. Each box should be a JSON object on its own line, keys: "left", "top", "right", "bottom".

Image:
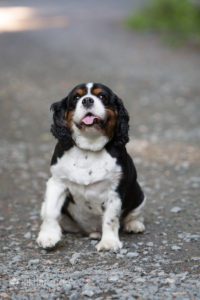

{"left": 123, "top": 198, "right": 146, "bottom": 233}
{"left": 60, "top": 214, "right": 82, "bottom": 234}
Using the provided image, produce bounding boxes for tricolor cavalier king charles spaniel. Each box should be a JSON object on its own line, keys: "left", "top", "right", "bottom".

{"left": 37, "top": 83, "right": 145, "bottom": 251}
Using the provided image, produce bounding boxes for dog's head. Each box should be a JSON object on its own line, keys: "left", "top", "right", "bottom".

{"left": 51, "top": 83, "right": 129, "bottom": 151}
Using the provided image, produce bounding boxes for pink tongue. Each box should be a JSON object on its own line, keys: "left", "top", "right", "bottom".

{"left": 82, "top": 115, "right": 96, "bottom": 125}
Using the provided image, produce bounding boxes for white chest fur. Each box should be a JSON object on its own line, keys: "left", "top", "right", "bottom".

{"left": 50, "top": 147, "right": 122, "bottom": 232}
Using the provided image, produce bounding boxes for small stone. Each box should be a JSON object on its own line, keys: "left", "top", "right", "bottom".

{"left": 3, "top": 247, "right": 9, "bottom": 250}
{"left": 171, "top": 245, "right": 181, "bottom": 251}
{"left": 170, "top": 207, "right": 182, "bottom": 213}
{"left": 9, "top": 277, "right": 20, "bottom": 286}
{"left": 82, "top": 288, "right": 95, "bottom": 297}
{"left": 131, "top": 243, "right": 139, "bottom": 248}
{"left": 108, "top": 275, "right": 119, "bottom": 282}
{"left": 90, "top": 240, "right": 98, "bottom": 246}
{"left": 28, "top": 259, "right": 40, "bottom": 265}
{"left": 69, "top": 292, "right": 79, "bottom": 300}
{"left": 69, "top": 253, "right": 80, "bottom": 265}
{"left": 12, "top": 255, "right": 21, "bottom": 263}
{"left": 178, "top": 232, "right": 200, "bottom": 242}
{"left": 146, "top": 242, "right": 154, "bottom": 247}
{"left": 134, "top": 277, "right": 145, "bottom": 283}
{"left": 120, "top": 249, "right": 128, "bottom": 255}
{"left": 116, "top": 254, "right": 124, "bottom": 259}
{"left": 165, "top": 278, "right": 175, "bottom": 284}
{"left": 0, "top": 292, "right": 9, "bottom": 298}
{"left": 191, "top": 257, "right": 200, "bottom": 261}
{"left": 126, "top": 252, "right": 139, "bottom": 258}
{"left": 64, "top": 283, "right": 73, "bottom": 292}
{"left": 162, "top": 240, "right": 167, "bottom": 244}
{"left": 24, "top": 232, "right": 31, "bottom": 239}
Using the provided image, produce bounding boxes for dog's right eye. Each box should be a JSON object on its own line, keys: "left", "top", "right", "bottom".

{"left": 74, "top": 95, "right": 81, "bottom": 101}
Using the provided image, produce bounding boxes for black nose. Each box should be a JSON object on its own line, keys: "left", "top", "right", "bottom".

{"left": 82, "top": 97, "right": 94, "bottom": 108}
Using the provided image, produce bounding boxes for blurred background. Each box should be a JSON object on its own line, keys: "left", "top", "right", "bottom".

{"left": 0, "top": 0, "right": 200, "bottom": 298}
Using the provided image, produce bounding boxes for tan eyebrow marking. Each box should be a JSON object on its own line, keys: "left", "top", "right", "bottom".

{"left": 92, "top": 87, "right": 103, "bottom": 96}
{"left": 75, "top": 88, "right": 87, "bottom": 96}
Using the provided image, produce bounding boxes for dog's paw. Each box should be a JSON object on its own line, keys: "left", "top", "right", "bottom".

{"left": 37, "top": 226, "right": 62, "bottom": 249}
{"left": 124, "top": 220, "right": 145, "bottom": 233}
{"left": 96, "top": 237, "right": 122, "bottom": 251}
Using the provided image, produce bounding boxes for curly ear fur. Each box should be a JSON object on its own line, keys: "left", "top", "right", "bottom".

{"left": 112, "top": 95, "right": 129, "bottom": 147}
{"left": 50, "top": 97, "right": 74, "bottom": 150}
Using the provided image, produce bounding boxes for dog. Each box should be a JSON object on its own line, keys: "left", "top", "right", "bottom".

{"left": 37, "top": 83, "right": 145, "bottom": 251}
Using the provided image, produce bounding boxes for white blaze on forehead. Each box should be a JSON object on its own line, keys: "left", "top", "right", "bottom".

{"left": 86, "top": 82, "right": 94, "bottom": 93}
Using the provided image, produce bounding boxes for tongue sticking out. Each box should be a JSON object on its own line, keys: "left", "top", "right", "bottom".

{"left": 82, "top": 115, "right": 99, "bottom": 125}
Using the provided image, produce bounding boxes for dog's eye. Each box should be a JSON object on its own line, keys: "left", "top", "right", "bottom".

{"left": 74, "top": 95, "right": 81, "bottom": 101}
{"left": 99, "top": 94, "right": 107, "bottom": 101}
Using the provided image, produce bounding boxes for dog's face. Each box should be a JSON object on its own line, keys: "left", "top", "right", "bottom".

{"left": 51, "top": 83, "right": 129, "bottom": 151}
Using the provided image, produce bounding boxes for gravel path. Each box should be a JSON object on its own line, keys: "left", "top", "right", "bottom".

{"left": 0, "top": 0, "right": 200, "bottom": 299}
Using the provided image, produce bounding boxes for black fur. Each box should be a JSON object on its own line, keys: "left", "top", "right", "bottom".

{"left": 112, "top": 95, "right": 129, "bottom": 147}
{"left": 105, "top": 143, "right": 144, "bottom": 219}
{"left": 50, "top": 97, "right": 74, "bottom": 151}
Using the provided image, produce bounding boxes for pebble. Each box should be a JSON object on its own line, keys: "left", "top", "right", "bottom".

{"left": 131, "top": 243, "right": 139, "bottom": 248}
{"left": 64, "top": 283, "right": 73, "bottom": 292}
{"left": 178, "top": 232, "right": 200, "bottom": 242}
{"left": 90, "top": 240, "right": 98, "bottom": 246}
{"left": 0, "top": 293, "right": 9, "bottom": 298}
{"left": 12, "top": 255, "right": 21, "bottom": 263}
{"left": 171, "top": 245, "right": 181, "bottom": 251}
{"left": 82, "top": 288, "right": 95, "bottom": 297}
{"left": 24, "top": 232, "right": 32, "bottom": 239}
{"left": 146, "top": 242, "right": 154, "bottom": 247}
{"left": 126, "top": 252, "right": 139, "bottom": 258}
{"left": 3, "top": 247, "right": 9, "bottom": 250}
{"left": 170, "top": 207, "right": 182, "bottom": 213}
{"left": 69, "top": 292, "right": 80, "bottom": 300}
{"left": 108, "top": 275, "right": 119, "bottom": 282}
{"left": 69, "top": 253, "right": 81, "bottom": 265}
{"left": 120, "top": 249, "right": 128, "bottom": 255}
{"left": 28, "top": 259, "right": 40, "bottom": 265}
{"left": 191, "top": 257, "right": 200, "bottom": 261}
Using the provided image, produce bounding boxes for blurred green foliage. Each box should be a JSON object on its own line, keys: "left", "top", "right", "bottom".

{"left": 126, "top": 0, "right": 200, "bottom": 43}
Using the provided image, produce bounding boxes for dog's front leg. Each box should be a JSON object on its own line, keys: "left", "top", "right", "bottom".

{"left": 96, "top": 192, "right": 122, "bottom": 251}
{"left": 37, "top": 177, "right": 66, "bottom": 249}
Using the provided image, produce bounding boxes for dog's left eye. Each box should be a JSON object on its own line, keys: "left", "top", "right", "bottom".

{"left": 99, "top": 94, "right": 107, "bottom": 101}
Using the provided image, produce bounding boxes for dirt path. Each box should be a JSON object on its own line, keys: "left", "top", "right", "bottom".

{"left": 0, "top": 0, "right": 200, "bottom": 299}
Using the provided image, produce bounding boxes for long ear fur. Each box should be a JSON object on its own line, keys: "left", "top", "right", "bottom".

{"left": 112, "top": 95, "right": 129, "bottom": 147}
{"left": 50, "top": 97, "right": 74, "bottom": 149}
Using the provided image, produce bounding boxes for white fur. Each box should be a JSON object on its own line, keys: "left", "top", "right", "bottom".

{"left": 37, "top": 178, "right": 66, "bottom": 248}
{"left": 72, "top": 82, "right": 108, "bottom": 151}
{"left": 123, "top": 197, "right": 146, "bottom": 233}
{"left": 37, "top": 219, "right": 62, "bottom": 248}
{"left": 96, "top": 191, "right": 122, "bottom": 251}
{"left": 72, "top": 124, "right": 109, "bottom": 151}
{"left": 37, "top": 146, "right": 123, "bottom": 250}
{"left": 86, "top": 82, "right": 93, "bottom": 91}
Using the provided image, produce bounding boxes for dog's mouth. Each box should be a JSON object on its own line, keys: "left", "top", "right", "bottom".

{"left": 81, "top": 113, "right": 103, "bottom": 127}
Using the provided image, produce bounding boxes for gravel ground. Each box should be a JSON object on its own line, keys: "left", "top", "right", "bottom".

{"left": 0, "top": 0, "right": 200, "bottom": 299}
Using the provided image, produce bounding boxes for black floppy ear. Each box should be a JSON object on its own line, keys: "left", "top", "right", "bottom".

{"left": 50, "top": 97, "right": 74, "bottom": 149}
{"left": 112, "top": 95, "right": 129, "bottom": 147}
